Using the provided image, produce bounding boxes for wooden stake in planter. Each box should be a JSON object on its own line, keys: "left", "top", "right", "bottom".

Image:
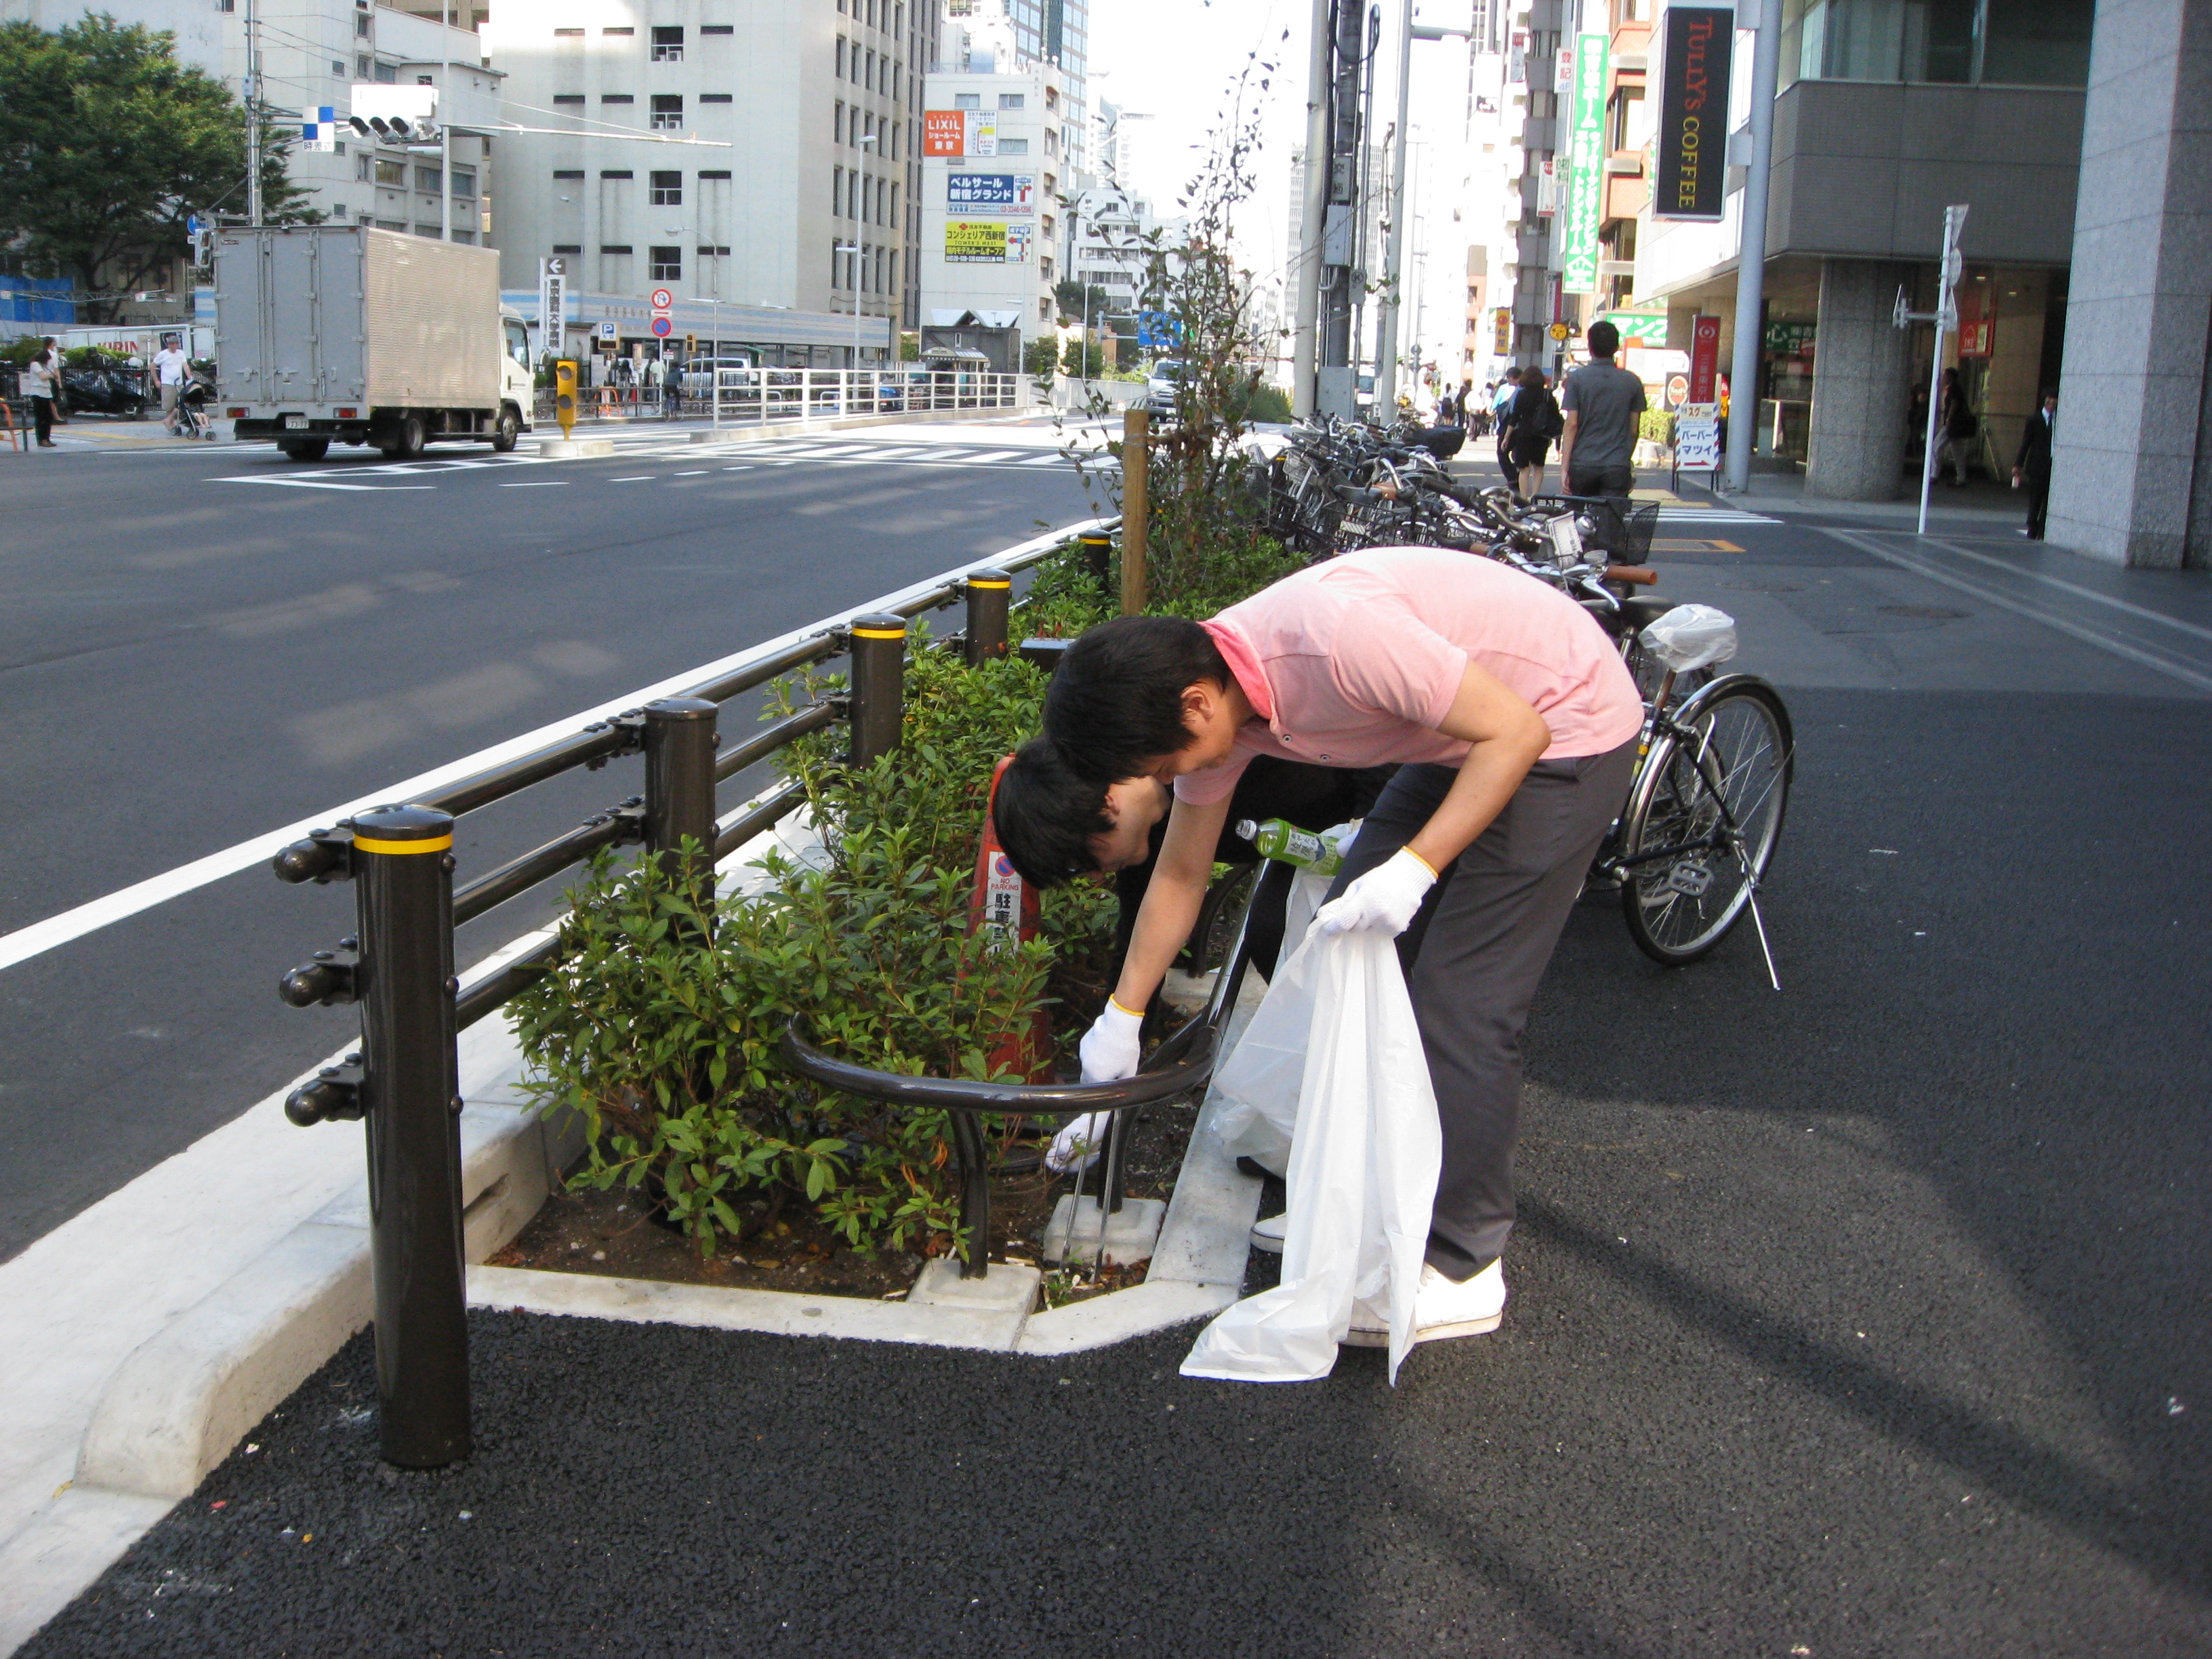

{"left": 1121, "top": 407, "right": 1149, "bottom": 615}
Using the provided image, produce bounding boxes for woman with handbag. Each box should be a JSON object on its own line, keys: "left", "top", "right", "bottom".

{"left": 1500, "top": 367, "right": 1560, "bottom": 499}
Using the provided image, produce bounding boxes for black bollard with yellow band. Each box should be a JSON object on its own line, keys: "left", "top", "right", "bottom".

{"left": 352, "top": 803, "right": 472, "bottom": 1469}
{"left": 964, "top": 569, "right": 1011, "bottom": 665}
{"left": 848, "top": 612, "right": 906, "bottom": 767}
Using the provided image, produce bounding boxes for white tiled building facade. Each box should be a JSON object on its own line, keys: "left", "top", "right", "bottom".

{"left": 916, "top": 62, "right": 1067, "bottom": 342}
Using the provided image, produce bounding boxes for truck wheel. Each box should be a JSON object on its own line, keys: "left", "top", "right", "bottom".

{"left": 278, "top": 440, "right": 330, "bottom": 462}
{"left": 491, "top": 405, "right": 521, "bottom": 453}
{"left": 381, "top": 413, "right": 426, "bottom": 460}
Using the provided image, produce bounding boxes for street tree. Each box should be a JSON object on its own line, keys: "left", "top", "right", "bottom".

{"left": 0, "top": 14, "right": 318, "bottom": 320}
{"left": 1052, "top": 279, "right": 1113, "bottom": 325}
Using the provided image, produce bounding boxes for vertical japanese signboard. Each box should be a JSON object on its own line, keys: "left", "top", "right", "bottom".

{"left": 1688, "top": 313, "right": 1722, "bottom": 401}
{"left": 1493, "top": 306, "right": 1513, "bottom": 354}
{"left": 1654, "top": 6, "right": 1733, "bottom": 222}
{"left": 1560, "top": 31, "right": 1609, "bottom": 294}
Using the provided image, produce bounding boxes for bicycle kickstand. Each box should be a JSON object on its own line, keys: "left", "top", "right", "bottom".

{"left": 1743, "top": 878, "right": 1782, "bottom": 991}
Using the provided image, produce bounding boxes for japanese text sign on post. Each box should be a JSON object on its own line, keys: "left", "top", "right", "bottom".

{"left": 1689, "top": 314, "right": 1722, "bottom": 401}
{"left": 923, "top": 110, "right": 966, "bottom": 156}
{"left": 1560, "top": 31, "right": 1610, "bottom": 294}
{"left": 1654, "top": 6, "right": 1734, "bottom": 222}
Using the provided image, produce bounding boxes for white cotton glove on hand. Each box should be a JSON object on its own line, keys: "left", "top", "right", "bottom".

{"left": 1048, "top": 1000, "right": 1144, "bottom": 1173}
{"left": 1046, "top": 1111, "right": 1110, "bottom": 1175}
{"left": 1313, "top": 847, "right": 1438, "bottom": 939}
{"left": 1077, "top": 998, "right": 1144, "bottom": 1084}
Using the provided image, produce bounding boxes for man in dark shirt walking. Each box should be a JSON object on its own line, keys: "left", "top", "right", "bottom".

{"left": 1491, "top": 367, "right": 1522, "bottom": 487}
{"left": 1557, "top": 321, "right": 1647, "bottom": 501}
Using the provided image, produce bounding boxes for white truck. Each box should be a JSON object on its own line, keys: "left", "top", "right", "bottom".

{"left": 214, "top": 224, "right": 533, "bottom": 461}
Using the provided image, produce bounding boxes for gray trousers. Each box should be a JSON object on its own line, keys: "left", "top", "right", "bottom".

{"left": 1325, "top": 744, "right": 1637, "bottom": 1279}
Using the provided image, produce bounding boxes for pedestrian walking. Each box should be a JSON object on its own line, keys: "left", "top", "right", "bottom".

{"left": 991, "top": 546, "right": 1643, "bottom": 1346}
{"left": 1500, "top": 367, "right": 1561, "bottom": 499}
{"left": 151, "top": 335, "right": 191, "bottom": 435}
{"left": 1557, "top": 320, "right": 1646, "bottom": 501}
{"left": 1491, "top": 367, "right": 1522, "bottom": 487}
{"left": 2012, "top": 388, "right": 2057, "bottom": 539}
{"left": 1933, "top": 366, "right": 1976, "bottom": 487}
{"left": 22, "top": 348, "right": 60, "bottom": 447}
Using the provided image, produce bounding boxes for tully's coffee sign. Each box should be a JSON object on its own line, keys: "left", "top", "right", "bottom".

{"left": 1654, "top": 5, "right": 1734, "bottom": 222}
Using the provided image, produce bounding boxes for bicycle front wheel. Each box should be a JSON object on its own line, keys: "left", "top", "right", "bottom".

{"left": 1618, "top": 677, "right": 1793, "bottom": 966}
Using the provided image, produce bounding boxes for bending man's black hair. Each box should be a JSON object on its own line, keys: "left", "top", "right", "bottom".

{"left": 992, "top": 737, "right": 1113, "bottom": 889}
{"left": 1040, "top": 615, "right": 1231, "bottom": 784}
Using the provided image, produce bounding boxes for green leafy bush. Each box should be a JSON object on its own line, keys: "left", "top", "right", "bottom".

{"left": 1640, "top": 409, "right": 1677, "bottom": 445}
{"left": 513, "top": 637, "right": 1118, "bottom": 1259}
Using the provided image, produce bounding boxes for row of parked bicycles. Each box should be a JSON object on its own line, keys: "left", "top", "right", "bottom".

{"left": 1250, "top": 413, "right": 1794, "bottom": 977}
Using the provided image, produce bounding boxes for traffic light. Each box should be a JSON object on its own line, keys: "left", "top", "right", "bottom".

{"left": 684, "top": 332, "right": 697, "bottom": 358}
{"left": 554, "top": 359, "right": 577, "bottom": 439}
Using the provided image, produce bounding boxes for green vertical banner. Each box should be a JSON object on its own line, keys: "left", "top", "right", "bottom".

{"left": 1561, "top": 31, "right": 1610, "bottom": 295}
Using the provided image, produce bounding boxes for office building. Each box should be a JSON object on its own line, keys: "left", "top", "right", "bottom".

{"left": 484, "top": 0, "right": 929, "bottom": 363}
{"left": 918, "top": 58, "right": 1069, "bottom": 351}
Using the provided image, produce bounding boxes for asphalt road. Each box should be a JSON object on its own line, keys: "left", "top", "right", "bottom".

{"left": 20, "top": 493, "right": 2212, "bottom": 1654}
{"left": 0, "top": 422, "right": 1097, "bottom": 1260}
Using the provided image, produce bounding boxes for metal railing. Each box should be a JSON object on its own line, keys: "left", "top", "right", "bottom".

{"left": 530, "top": 369, "right": 1024, "bottom": 428}
{"left": 271, "top": 525, "right": 1102, "bottom": 1469}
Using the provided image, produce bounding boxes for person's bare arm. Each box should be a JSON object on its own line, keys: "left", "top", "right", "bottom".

{"left": 1109, "top": 792, "right": 1233, "bottom": 1014}
{"left": 1401, "top": 661, "right": 1554, "bottom": 875}
{"left": 1558, "top": 407, "right": 1580, "bottom": 478}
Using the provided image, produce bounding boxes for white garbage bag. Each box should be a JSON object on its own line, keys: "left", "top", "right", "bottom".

{"left": 1181, "top": 927, "right": 1440, "bottom": 1385}
{"left": 1638, "top": 602, "right": 1739, "bottom": 673}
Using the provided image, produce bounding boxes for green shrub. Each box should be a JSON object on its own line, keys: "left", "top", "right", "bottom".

{"left": 1640, "top": 408, "right": 1676, "bottom": 445}
{"left": 513, "top": 636, "right": 1122, "bottom": 1259}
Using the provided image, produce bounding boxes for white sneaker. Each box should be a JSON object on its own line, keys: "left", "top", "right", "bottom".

{"left": 1343, "top": 1261, "right": 1507, "bottom": 1348}
{"left": 1249, "top": 1212, "right": 1286, "bottom": 1253}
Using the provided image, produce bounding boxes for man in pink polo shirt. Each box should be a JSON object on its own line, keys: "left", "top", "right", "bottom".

{"left": 994, "top": 546, "right": 1643, "bottom": 1347}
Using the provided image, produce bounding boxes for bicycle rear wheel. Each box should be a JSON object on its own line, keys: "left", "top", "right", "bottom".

{"left": 1618, "top": 677, "right": 1792, "bottom": 965}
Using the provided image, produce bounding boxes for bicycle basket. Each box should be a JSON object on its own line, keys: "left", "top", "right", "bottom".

{"left": 1618, "top": 501, "right": 1660, "bottom": 561}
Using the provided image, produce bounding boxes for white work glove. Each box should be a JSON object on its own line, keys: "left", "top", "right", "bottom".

{"left": 1313, "top": 847, "right": 1438, "bottom": 939}
{"left": 1076, "top": 998, "right": 1143, "bottom": 1084}
{"left": 1046, "top": 1111, "right": 1110, "bottom": 1175}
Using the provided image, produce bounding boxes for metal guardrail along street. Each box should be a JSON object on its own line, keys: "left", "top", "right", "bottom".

{"left": 530, "top": 368, "right": 1023, "bottom": 427}
{"left": 269, "top": 530, "right": 1101, "bottom": 1469}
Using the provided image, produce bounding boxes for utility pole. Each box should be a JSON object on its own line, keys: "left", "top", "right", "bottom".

{"left": 1316, "top": 0, "right": 1368, "bottom": 418}
{"left": 1719, "top": 0, "right": 1782, "bottom": 494}
{"left": 1291, "top": 0, "right": 1332, "bottom": 417}
{"left": 244, "top": 0, "right": 263, "bottom": 226}
{"left": 1377, "top": 14, "right": 1471, "bottom": 415}
{"left": 439, "top": 0, "right": 452, "bottom": 241}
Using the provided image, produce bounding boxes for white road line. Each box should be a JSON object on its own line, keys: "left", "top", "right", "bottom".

{"left": 957, "top": 450, "right": 1024, "bottom": 463}
{"left": 0, "top": 516, "right": 1109, "bottom": 974}
{"left": 1821, "top": 527, "right": 2212, "bottom": 695}
{"left": 1917, "top": 535, "right": 2212, "bottom": 645}
{"left": 500, "top": 480, "right": 571, "bottom": 487}
{"left": 210, "top": 478, "right": 437, "bottom": 492}
{"left": 672, "top": 469, "right": 710, "bottom": 476}
{"left": 607, "top": 475, "right": 657, "bottom": 482}
{"left": 722, "top": 466, "right": 754, "bottom": 472}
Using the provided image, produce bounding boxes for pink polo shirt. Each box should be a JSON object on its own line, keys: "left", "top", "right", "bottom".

{"left": 1174, "top": 546, "right": 1643, "bottom": 806}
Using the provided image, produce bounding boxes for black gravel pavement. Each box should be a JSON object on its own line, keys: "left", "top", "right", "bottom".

{"left": 22, "top": 527, "right": 2212, "bottom": 1656}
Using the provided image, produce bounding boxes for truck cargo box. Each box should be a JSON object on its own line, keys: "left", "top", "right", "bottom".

{"left": 215, "top": 224, "right": 501, "bottom": 412}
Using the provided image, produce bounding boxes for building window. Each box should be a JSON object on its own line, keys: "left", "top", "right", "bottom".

{"left": 451, "top": 229, "right": 475, "bottom": 245}
{"left": 600, "top": 169, "right": 634, "bottom": 180}
{"left": 331, "top": 58, "right": 345, "bottom": 74}
{"left": 553, "top": 94, "right": 584, "bottom": 105}
{"left": 651, "top": 25, "right": 684, "bottom": 60}
{"left": 701, "top": 23, "right": 733, "bottom": 33}
{"left": 602, "top": 94, "right": 634, "bottom": 104}
{"left": 836, "top": 37, "right": 847, "bottom": 77}
{"left": 698, "top": 169, "right": 732, "bottom": 180}
{"left": 552, "top": 243, "right": 582, "bottom": 254}
{"left": 331, "top": 203, "right": 348, "bottom": 218}
{"left": 998, "top": 138, "right": 1028, "bottom": 155}
{"left": 603, "top": 25, "right": 634, "bottom": 35}
{"left": 650, "top": 247, "right": 682, "bottom": 281}
{"left": 356, "top": 152, "right": 373, "bottom": 180}
{"left": 651, "top": 170, "right": 682, "bottom": 204}
{"left": 954, "top": 92, "right": 980, "bottom": 109}
{"left": 375, "top": 157, "right": 405, "bottom": 186}
{"left": 553, "top": 168, "right": 583, "bottom": 180}
{"left": 355, "top": 11, "right": 371, "bottom": 34}
{"left": 1040, "top": 255, "right": 1054, "bottom": 281}
{"left": 553, "top": 26, "right": 583, "bottom": 37}
{"left": 416, "top": 165, "right": 442, "bottom": 192}
{"left": 998, "top": 92, "right": 1024, "bottom": 108}
{"left": 832, "top": 164, "right": 844, "bottom": 213}
{"left": 374, "top": 61, "right": 396, "bottom": 82}
{"left": 651, "top": 95, "right": 683, "bottom": 130}
{"left": 450, "top": 167, "right": 475, "bottom": 198}
{"left": 701, "top": 92, "right": 733, "bottom": 102}
{"left": 356, "top": 54, "right": 371, "bottom": 77}
{"left": 835, "top": 100, "right": 845, "bottom": 142}
{"left": 1040, "top": 296, "right": 1051, "bottom": 320}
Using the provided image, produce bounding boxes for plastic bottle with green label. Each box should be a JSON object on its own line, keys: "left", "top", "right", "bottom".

{"left": 1235, "top": 818, "right": 1344, "bottom": 877}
